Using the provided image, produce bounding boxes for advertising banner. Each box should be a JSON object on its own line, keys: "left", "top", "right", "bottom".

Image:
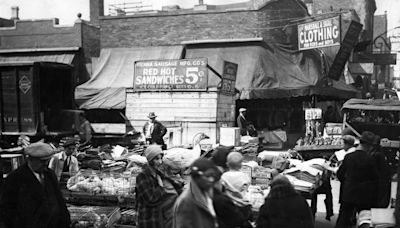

{"left": 134, "top": 58, "right": 208, "bottom": 91}
{"left": 298, "top": 16, "right": 341, "bottom": 50}
{"left": 220, "top": 61, "right": 238, "bottom": 95}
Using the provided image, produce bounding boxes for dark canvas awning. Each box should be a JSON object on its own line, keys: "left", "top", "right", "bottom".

{"left": 185, "top": 43, "right": 359, "bottom": 99}
{"left": 75, "top": 46, "right": 184, "bottom": 109}
{"left": 0, "top": 52, "right": 76, "bottom": 65}
{"left": 342, "top": 98, "right": 400, "bottom": 111}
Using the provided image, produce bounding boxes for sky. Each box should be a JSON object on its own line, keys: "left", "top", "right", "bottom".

{"left": 0, "top": 0, "right": 399, "bottom": 31}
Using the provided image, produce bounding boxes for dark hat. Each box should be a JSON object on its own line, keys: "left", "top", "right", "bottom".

{"left": 373, "top": 135, "right": 381, "bottom": 146}
{"left": 342, "top": 135, "right": 355, "bottom": 146}
{"left": 25, "top": 142, "right": 56, "bottom": 160}
{"left": 190, "top": 158, "right": 218, "bottom": 176}
{"left": 211, "top": 146, "right": 233, "bottom": 169}
{"left": 147, "top": 112, "right": 157, "bottom": 118}
{"left": 62, "top": 137, "right": 78, "bottom": 147}
{"left": 359, "top": 131, "right": 376, "bottom": 145}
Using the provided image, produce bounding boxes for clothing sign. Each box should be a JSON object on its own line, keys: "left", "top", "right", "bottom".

{"left": 220, "top": 61, "right": 238, "bottom": 95}
{"left": 305, "top": 108, "right": 322, "bottom": 120}
{"left": 298, "top": 16, "right": 341, "bottom": 50}
{"left": 134, "top": 58, "right": 208, "bottom": 91}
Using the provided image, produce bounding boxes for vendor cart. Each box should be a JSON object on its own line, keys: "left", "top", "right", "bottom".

{"left": 341, "top": 98, "right": 400, "bottom": 172}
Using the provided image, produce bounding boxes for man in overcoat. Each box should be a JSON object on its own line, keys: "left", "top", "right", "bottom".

{"left": 335, "top": 131, "right": 379, "bottom": 228}
{"left": 0, "top": 142, "right": 71, "bottom": 228}
{"left": 143, "top": 112, "right": 167, "bottom": 149}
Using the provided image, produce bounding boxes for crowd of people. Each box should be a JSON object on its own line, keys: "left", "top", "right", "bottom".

{"left": 0, "top": 110, "right": 393, "bottom": 228}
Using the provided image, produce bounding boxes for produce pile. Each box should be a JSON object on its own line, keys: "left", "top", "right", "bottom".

{"left": 67, "top": 170, "right": 137, "bottom": 196}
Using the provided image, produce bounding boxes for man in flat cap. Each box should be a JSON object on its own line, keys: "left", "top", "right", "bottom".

{"left": 143, "top": 112, "right": 167, "bottom": 150}
{"left": 237, "top": 108, "right": 257, "bottom": 136}
{"left": 49, "top": 137, "right": 79, "bottom": 184}
{"left": 335, "top": 131, "right": 379, "bottom": 228}
{"left": 0, "top": 142, "right": 71, "bottom": 228}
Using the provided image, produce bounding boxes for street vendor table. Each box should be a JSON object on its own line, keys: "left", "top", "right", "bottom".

{"left": 62, "top": 190, "right": 135, "bottom": 208}
{"left": 293, "top": 145, "right": 343, "bottom": 160}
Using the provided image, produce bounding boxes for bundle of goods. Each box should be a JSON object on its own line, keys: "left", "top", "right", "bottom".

{"left": 69, "top": 206, "right": 120, "bottom": 228}
{"left": 238, "top": 142, "right": 259, "bottom": 154}
{"left": 244, "top": 185, "right": 268, "bottom": 211}
{"left": 162, "top": 145, "right": 202, "bottom": 170}
{"left": 296, "top": 136, "right": 343, "bottom": 148}
{"left": 283, "top": 158, "right": 324, "bottom": 193}
{"left": 115, "top": 209, "right": 137, "bottom": 227}
{"left": 67, "top": 170, "right": 135, "bottom": 196}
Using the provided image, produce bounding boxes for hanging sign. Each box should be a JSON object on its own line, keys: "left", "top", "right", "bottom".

{"left": 134, "top": 58, "right": 208, "bottom": 91}
{"left": 298, "top": 16, "right": 341, "bottom": 50}
{"left": 305, "top": 108, "right": 322, "bottom": 120}
{"left": 220, "top": 61, "right": 238, "bottom": 95}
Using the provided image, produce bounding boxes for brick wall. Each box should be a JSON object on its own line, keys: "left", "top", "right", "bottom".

{"left": 0, "top": 19, "right": 100, "bottom": 84}
{"left": 100, "top": 0, "right": 307, "bottom": 48}
{"left": 313, "top": 0, "right": 376, "bottom": 43}
{"left": 0, "top": 18, "right": 14, "bottom": 27}
{"left": 0, "top": 19, "right": 81, "bottom": 49}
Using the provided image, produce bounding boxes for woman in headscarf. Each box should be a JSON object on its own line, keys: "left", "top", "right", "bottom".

{"left": 136, "top": 145, "right": 183, "bottom": 228}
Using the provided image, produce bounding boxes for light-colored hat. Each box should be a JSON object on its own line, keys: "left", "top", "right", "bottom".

{"left": 145, "top": 145, "right": 163, "bottom": 162}
{"left": 147, "top": 112, "right": 157, "bottom": 118}
{"left": 24, "top": 142, "right": 56, "bottom": 160}
{"left": 239, "top": 108, "right": 247, "bottom": 112}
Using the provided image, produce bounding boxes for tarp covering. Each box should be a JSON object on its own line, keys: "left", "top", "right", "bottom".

{"left": 185, "top": 43, "right": 359, "bottom": 100}
{"left": 75, "top": 46, "right": 184, "bottom": 109}
{"left": 342, "top": 98, "right": 400, "bottom": 111}
{"left": 0, "top": 52, "right": 75, "bottom": 65}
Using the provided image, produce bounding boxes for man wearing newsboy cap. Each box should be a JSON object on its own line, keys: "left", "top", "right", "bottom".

{"left": 335, "top": 131, "right": 379, "bottom": 228}
{"left": 0, "top": 142, "right": 71, "bottom": 228}
{"left": 143, "top": 112, "right": 167, "bottom": 150}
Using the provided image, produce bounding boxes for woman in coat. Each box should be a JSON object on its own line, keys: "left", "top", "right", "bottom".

{"left": 136, "top": 145, "right": 182, "bottom": 228}
{"left": 256, "top": 175, "right": 314, "bottom": 228}
{"left": 173, "top": 158, "right": 219, "bottom": 228}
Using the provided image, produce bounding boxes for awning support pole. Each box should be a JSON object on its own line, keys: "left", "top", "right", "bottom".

{"left": 207, "top": 64, "right": 222, "bottom": 79}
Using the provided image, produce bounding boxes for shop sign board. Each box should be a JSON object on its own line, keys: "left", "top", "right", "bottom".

{"left": 220, "top": 61, "right": 238, "bottom": 95}
{"left": 134, "top": 58, "right": 208, "bottom": 91}
{"left": 305, "top": 108, "right": 322, "bottom": 120}
{"left": 327, "top": 20, "right": 363, "bottom": 80}
{"left": 298, "top": 16, "right": 341, "bottom": 50}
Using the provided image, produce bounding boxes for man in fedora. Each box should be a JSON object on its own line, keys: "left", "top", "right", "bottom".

{"left": 0, "top": 142, "right": 71, "bottom": 228}
{"left": 335, "top": 131, "right": 379, "bottom": 228}
{"left": 49, "top": 137, "right": 79, "bottom": 184}
{"left": 143, "top": 112, "right": 167, "bottom": 150}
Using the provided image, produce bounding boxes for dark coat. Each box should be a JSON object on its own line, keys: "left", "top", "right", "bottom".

{"left": 173, "top": 182, "right": 217, "bottom": 228}
{"left": 256, "top": 184, "right": 314, "bottom": 228}
{"left": 135, "top": 166, "right": 181, "bottom": 228}
{"left": 371, "top": 150, "right": 392, "bottom": 208}
{"left": 237, "top": 115, "right": 248, "bottom": 136}
{"left": 143, "top": 120, "right": 167, "bottom": 146}
{"left": 337, "top": 149, "right": 379, "bottom": 208}
{"left": 213, "top": 188, "right": 252, "bottom": 228}
{"left": 0, "top": 164, "right": 70, "bottom": 228}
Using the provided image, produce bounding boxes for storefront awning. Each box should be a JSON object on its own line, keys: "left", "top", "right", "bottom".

{"left": 185, "top": 43, "right": 359, "bottom": 99}
{"left": 75, "top": 46, "right": 184, "bottom": 109}
{"left": 0, "top": 52, "right": 76, "bottom": 65}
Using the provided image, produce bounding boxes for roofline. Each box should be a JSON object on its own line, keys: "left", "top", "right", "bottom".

{"left": 181, "top": 37, "right": 263, "bottom": 45}
{"left": 0, "top": 47, "right": 80, "bottom": 53}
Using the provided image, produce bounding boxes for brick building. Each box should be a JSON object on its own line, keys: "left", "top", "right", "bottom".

{"left": 0, "top": 11, "right": 100, "bottom": 84}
